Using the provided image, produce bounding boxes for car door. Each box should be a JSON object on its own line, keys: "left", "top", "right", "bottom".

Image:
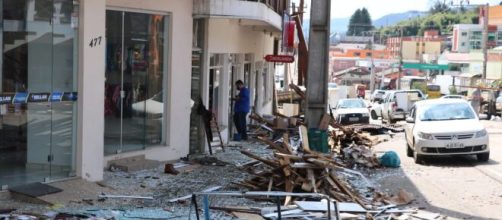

{"left": 405, "top": 106, "right": 416, "bottom": 145}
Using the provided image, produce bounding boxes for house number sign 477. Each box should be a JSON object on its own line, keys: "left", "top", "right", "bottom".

{"left": 89, "top": 36, "right": 102, "bottom": 47}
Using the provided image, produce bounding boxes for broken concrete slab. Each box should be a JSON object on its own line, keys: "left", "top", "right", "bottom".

{"left": 108, "top": 155, "right": 161, "bottom": 172}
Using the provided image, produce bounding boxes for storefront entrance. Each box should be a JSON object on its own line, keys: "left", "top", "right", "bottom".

{"left": 0, "top": 0, "right": 79, "bottom": 187}
{"left": 104, "top": 10, "right": 168, "bottom": 155}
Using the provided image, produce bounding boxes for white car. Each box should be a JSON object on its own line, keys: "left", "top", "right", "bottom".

{"left": 370, "top": 90, "right": 386, "bottom": 102}
{"left": 333, "top": 99, "right": 370, "bottom": 125}
{"left": 405, "top": 99, "right": 489, "bottom": 164}
{"left": 370, "top": 91, "right": 392, "bottom": 119}
{"left": 382, "top": 90, "right": 425, "bottom": 124}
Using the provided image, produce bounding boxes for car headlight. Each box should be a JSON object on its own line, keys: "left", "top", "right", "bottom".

{"left": 362, "top": 113, "right": 369, "bottom": 117}
{"left": 418, "top": 132, "right": 434, "bottom": 140}
{"left": 475, "top": 129, "right": 487, "bottom": 138}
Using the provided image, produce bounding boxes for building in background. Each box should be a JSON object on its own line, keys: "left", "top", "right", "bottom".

{"left": 451, "top": 24, "right": 502, "bottom": 53}
{"left": 489, "top": 5, "right": 502, "bottom": 25}
{"left": 386, "top": 30, "right": 442, "bottom": 61}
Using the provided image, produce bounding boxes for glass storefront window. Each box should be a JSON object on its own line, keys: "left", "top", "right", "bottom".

{"left": 104, "top": 10, "right": 168, "bottom": 155}
{"left": 0, "top": 0, "right": 79, "bottom": 187}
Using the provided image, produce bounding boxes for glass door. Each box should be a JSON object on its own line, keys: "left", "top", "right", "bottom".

{"left": 104, "top": 10, "right": 167, "bottom": 155}
{"left": 0, "top": 0, "right": 78, "bottom": 187}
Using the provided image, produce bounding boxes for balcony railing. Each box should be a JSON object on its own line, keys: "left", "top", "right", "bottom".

{"left": 240, "top": 0, "right": 288, "bottom": 16}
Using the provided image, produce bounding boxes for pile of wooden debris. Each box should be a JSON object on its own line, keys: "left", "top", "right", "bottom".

{"left": 229, "top": 112, "right": 446, "bottom": 219}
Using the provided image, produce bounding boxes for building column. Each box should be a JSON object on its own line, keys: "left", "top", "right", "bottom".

{"left": 76, "top": 0, "right": 106, "bottom": 181}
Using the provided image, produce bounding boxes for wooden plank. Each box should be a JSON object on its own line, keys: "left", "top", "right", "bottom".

{"left": 307, "top": 169, "right": 317, "bottom": 193}
{"left": 267, "top": 178, "right": 273, "bottom": 192}
{"left": 299, "top": 125, "right": 311, "bottom": 151}
{"left": 256, "top": 136, "right": 289, "bottom": 154}
{"left": 290, "top": 162, "right": 321, "bottom": 169}
{"left": 210, "top": 206, "right": 260, "bottom": 214}
{"left": 329, "top": 173, "right": 367, "bottom": 209}
{"left": 232, "top": 212, "right": 265, "bottom": 220}
{"left": 318, "top": 113, "right": 331, "bottom": 130}
{"left": 274, "top": 152, "right": 303, "bottom": 161}
{"left": 282, "top": 133, "right": 294, "bottom": 154}
{"left": 240, "top": 150, "right": 280, "bottom": 168}
{"left": 284, "top": 177, "right": 294, "bottom": 206}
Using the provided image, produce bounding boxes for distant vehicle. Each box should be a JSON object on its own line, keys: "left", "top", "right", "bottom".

{"left": 381, "top": 90, "right": 425, "bottom": 123}
{"left": 405, "top": 99, "right": 489, "bottom": 164}
{"left": 370, "top": 90, "right": 386, "bottom": 102}
{"left": 355, "top": 84, "right": 366, "bottom": 99}
{"left": 426, "top": 84, "right": 441, "bottom": 99}
{"left": 370, "top": 90, "right": 393, "bottom": 119}
{"left": 440, "top": 95, "right": 465, "bottom": 99}
{"left": 328, "top": 82, "right": 337, "bottom": 89}
{"left": 333, "top": 98, "right": 370, "bottom": 125}
{"left": 400, "top": 76, "right": 427, "bottom": 94}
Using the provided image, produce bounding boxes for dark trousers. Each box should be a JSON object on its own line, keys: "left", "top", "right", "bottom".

{"left": 233, "top": 112, "right": 248, "bottom": 140}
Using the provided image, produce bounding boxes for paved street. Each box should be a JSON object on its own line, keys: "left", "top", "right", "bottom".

{"left": 371, "top": 120, "right": 502, "bottom": 219}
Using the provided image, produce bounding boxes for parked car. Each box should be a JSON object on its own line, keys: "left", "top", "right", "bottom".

{"left": 370, "top": 90, "right": 386, "bottom": 102}
{"left": 381, "top": 90, "right": 425, "bottom": 123}
{"left": 440, "top": 95, "right": 465, "bottom": 99}
{"left": 333, "top": 99, "right": 370, "bottom": 125}
{"left": 405, "top": 99, "right": 489, "bottom": 164}
{"left": 370, "top": 91, "right": 392, "bottom": 119}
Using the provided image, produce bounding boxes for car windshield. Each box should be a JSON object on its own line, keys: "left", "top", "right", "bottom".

{"left": 338, "top": 99, "right": 365, "bottom": 108}
{"left": 419, "top": 103, "right": 476, "bottom": 121}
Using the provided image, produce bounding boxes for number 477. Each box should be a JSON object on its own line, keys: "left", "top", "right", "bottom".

{"left": 89, "top": 36, "right": 102, "bottom": 47}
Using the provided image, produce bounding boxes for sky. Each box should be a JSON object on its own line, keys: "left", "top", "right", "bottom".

{"left": 292, "top": 0, "right": 501, "bottom": 19}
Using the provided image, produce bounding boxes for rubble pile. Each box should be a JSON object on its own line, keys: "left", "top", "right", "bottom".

{"left": 240, "top": 113, "right": 382, "bottom": 206}
{"left": 233, "top": 108, "right": 446, "bottom": 219}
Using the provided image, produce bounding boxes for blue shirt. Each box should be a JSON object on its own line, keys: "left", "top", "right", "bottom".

{"left": 234, "top": 87, "right": 250, "bottom": 113}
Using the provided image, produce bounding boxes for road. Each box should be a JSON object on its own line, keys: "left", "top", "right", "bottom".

{"left": 370, "top": 120, "right": 502, "bottom": 220}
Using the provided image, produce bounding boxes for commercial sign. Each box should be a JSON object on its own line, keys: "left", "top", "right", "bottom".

{"left": 0, "top": 92, "right": 78, "bottom": 105}
{"left": 264, "top": 55, "right": 295, "bottom": 63}
{"left": 403, "top": 63, "right": 449, "bottom": 70}
{"left": 28, "top": 93, "right": 50, "bottom": 102}
{"left": 0, "top": 94, "right": 14, "bottom": 104}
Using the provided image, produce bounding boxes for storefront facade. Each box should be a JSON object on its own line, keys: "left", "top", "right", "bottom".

{"left": 0, "top": 0, "right": 193, "bottom": 188}
{"left": 191, "top": 0, "right": 288, "bottom": 150}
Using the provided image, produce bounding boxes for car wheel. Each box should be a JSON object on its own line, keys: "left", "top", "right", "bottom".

{"left": 371, "top": 110, "right": 378, "bottom": 120}
{"left": 477, "top": 152, "right": 490, "bottom": 162}
{"left": 412, "top": 140, "right": 424, "bottom": 164}
{"left": 406, "top": 141, "right": 413, "bottom": 157}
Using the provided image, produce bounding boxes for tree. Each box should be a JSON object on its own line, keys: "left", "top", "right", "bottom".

{"left": 347, "top": 8, "right": 373, "bottom": 36}
{"left": 430, "top": 0, "right": 451, "bottom": 13}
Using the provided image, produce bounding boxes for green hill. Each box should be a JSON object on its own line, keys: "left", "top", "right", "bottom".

{"left": 377, "top": 10, "right": 478, "bottom": 37}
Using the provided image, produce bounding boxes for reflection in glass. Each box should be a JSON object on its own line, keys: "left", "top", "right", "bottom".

{"left": 104, "top": 11, "right": 166, "bottom": 155}
{"left": 0, "top": 0, "right": 78, "bottom": 187}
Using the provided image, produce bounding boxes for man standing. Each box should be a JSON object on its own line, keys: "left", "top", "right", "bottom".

{"left": 232, "top": 80, "right": 250, "bottom": 141}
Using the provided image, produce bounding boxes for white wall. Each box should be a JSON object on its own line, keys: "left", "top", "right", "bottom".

{"left": 205, "top": 18, "right": 277, "bottom": 117}
{"left": 102, "top": 0, "right": 193, "bottom": 163}
{"left": 77, "top": 0, "right": 106, "bottom": 181}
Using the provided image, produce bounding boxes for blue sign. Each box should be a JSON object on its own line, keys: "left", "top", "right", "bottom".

{"left": 62, "top": 92, "right": 78, "bottom": 102}
{"left": 13, "top": 92, "right": 28, "bottom": 104}
{"left": 51, "top": 92, "right": 63, "bottom": 102}
{"left": 28, "top": 93, "right": 50, "bottom": 102}
{"left": 0, "top": 94, "right": 14, "bottom": 104}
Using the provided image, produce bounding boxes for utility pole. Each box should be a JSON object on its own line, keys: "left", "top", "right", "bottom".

{"left": 397, "top": 27, "right": 403, "bottom": 90}
{"left": 306, "top": 0, "right": 330, "bottom": 128}
{"left": 369, "top": 31, "right": 376, "bottom": 92}
{"left": 482, "top": 3, "right": 489, "bottom": 80}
